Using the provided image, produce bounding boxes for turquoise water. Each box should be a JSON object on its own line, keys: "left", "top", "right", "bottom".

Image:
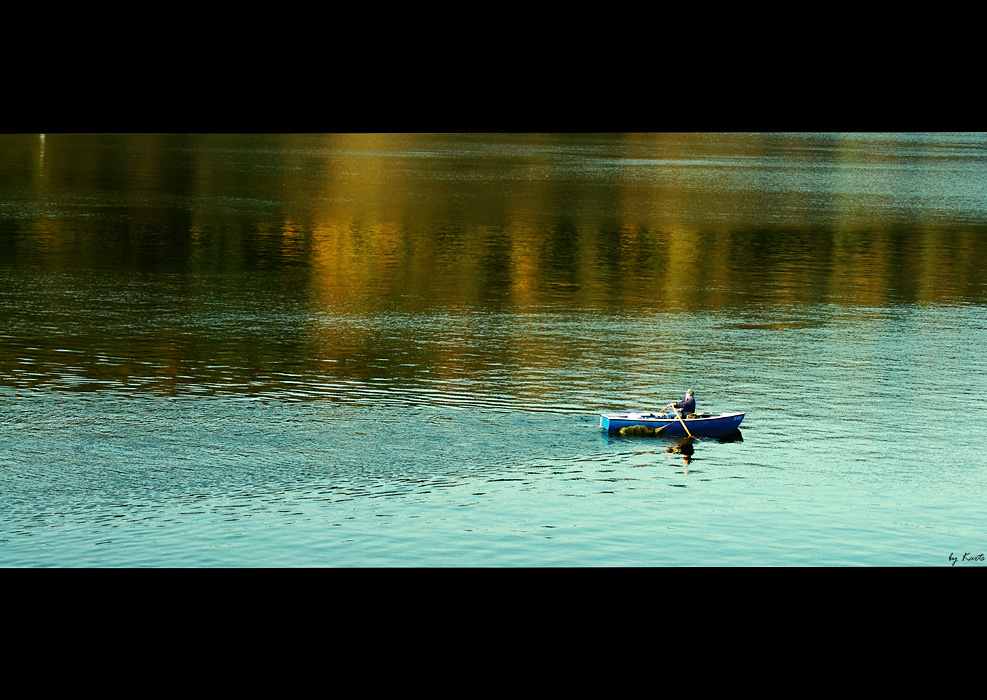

{"left": 1, "top": 133, "right": 986, "bottom": 566}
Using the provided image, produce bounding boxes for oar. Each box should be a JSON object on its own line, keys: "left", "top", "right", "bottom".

{"left": 648, "top": 409, "right": 679, "bottom": 436}
{"left": 653, "top": 414, "right": 674, "bottom": 434}
{"left": 668, "top": 405, "right": 695, "bottom": 439}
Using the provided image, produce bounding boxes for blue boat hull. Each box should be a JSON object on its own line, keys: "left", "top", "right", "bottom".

{"left": 601, "top": 411, "right": 745, "bottom": 437}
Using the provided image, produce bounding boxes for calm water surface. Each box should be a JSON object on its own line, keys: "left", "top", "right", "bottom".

{"left": 1, "top": 133, "right": 986, "bottom": 566}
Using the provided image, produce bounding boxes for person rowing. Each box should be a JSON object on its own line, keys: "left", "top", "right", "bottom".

{"left": 663, "top": 389, "right": 695, "bottom": 417}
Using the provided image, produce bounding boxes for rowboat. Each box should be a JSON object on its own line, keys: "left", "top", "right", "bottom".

{"left": 601, "top": 410, "right": 745, "bottom": 437}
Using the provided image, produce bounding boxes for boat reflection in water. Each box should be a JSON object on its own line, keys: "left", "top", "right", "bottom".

{"left": 609, "top": 428, "right": 744, "bottom": 471}
{"left": 664, "top": 430, "right": 743, "bottom": 468}
{"left": 665, "top": 436, "right": 696, "bottom": 467}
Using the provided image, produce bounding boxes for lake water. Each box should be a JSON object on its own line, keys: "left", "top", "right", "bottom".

{"left": 1, "top": 132, "right": 986, "bottom": 567}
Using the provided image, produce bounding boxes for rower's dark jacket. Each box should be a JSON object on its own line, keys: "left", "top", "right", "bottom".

{"left": 674, "top": 396, "right": 696, "bottom": 415}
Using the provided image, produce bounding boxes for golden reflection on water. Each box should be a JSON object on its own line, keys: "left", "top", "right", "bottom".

{"left": 2, "top": 133, "right": 986, "bottom": 392}
{"left": 5, "top": 133, "right": 986, "bottom": 302}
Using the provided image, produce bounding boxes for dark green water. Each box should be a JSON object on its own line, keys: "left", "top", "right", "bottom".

{"left": 2, "top": 133, "right": 986, "bottom": 566}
